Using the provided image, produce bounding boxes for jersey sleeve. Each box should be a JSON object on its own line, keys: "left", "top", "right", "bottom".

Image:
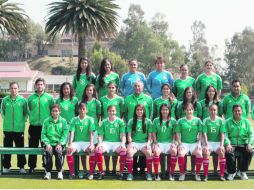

{"left": 119, "top": 119, "right": 126, "bottom": 134}
{"left": 72, "top": 75, "right": 77, "bottom": 90}
{"left": 146, "top": 72, "right": 152, "bottom": 94}
{"left": 202, "top": 119, "right": 207, "bottom": 134}
{"left": 127, "top": 119, "right": 133, "bottom": 133}
{"left": 196, "top": 102, "right": 202, "bottom": 118}
{"left": 147, "top": 119, "right": 153, "bottom": 133}
{"left": 89, "top": 118, "right": 96, "bottom": 132}
{"left": 59, "top": 119, "right": 68, "bottom": 145}
{"left": 120, "top": 74, "right": 126, "bottom": 96}
{"left": 41, "top": 119, "right": 50, "bottom": 145}
{"left": 98, "top": 121, "right": 104, "bottom": 136}
{"left": 69, "top": 118, "right": 76, "bottom": 132}
{"left": 217, "top": 75, "right": 223, "bottom": 90}
{"left": 174, "top": 120, "right": 181, "bottom": 134}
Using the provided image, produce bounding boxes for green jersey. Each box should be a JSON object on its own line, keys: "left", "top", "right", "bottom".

{"left": 41, "top": 116, "right": 68, "bottom": 146}
{"left": 176, "top": 101, "right": 202, "bottom": 119}
{"left": 127, "top": 118, "right": 153, "bottom": 143}
{"left": 199, "top": 99, "right": 223, "bottom": 120}
{"left": 224, "top": 117, "right": 253, "bottom": 146}
{"left": 95, "top": 72, "right": 120, "bottom": 99}
{"left": 153, "top": 97, "right": 177, "bottom": 119}
{"left": 195, "top": 73, "right": 223, "bottom": 101}
{"left": 28, "top": 92, "right": 54, "bottom": 126}
{"left": 69, "top": 115, "right": 95, "bottom": 142}
{"left": 124, "top": 93, "right": 153, "bottom": 122}
{"left": 55, "top": 97, "right": 78, "bottom": 124}
{"left": 1, "top": 95, "right": 27, "bottom": 132}
{"left": 153, "top": 117, "right": 177, "bottom": 143}
{"left": 100, "top": 95, "right": 124, "bottom": 120}
{"left": 203, "top": 116, "right": 225, "bottom": 142}
{"left": 222, "top": 92, "right": 250, "bottom": 119}
{"left": 98, "top": 117, "right": 126, "bottom": 142}
{"left": 175, "top": 117, "right": 203, "bottom": 143}
{"left": 172, "top": 77, "right": 195, "bottom": 101}
{"left": 72, "top": 73, "right": 96, "bottom": 101}
{"left": 85, "top": 98, "right": 101, "bottom": 129}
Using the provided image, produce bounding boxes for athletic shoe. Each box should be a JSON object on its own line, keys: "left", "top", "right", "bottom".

{"left": 97, "top": 172, "right": 104, "bottom": 180}
{"left": 237, "top": 171, "right": 241, "bottom": 178}
{"left": 19, "top": 168, "right": 26, "bottom": 174}
{"left": 203, "top": 176, "right": 208, "bottom": 182}
{"left": 118, "top": 173, "right": 124, "bottom": 180}
{"left": 241, "top": 172, "right": 248, "bottom": 180}
{"left": 227, "top": 173, "right": 234, "bottom": 181}
{"left": 146, "top": 173, "right": 153, "bottom": 181}
{"left": 220, "top": 176, "right": 226, "bottom": 181}
{"left": 169, "top": 174, "right": 175, "bottom": 181}
{"left": 155, "top": 174, "right": 161, "bottom": 181}
{"left": 195, "top": 174, "right": 201, "bottom": 181}
{"left": 78, "top": 171, "right": 84, "bottom": 179}
{"left": 127, "top": 173, "right": 133, "bottom": 181}
{"left": 179, "top": 173, "right": 185, "bottom": 181}
{"left": 29, "top": 168, "right": 35, "bottom": 174}
{"left": 57, "top": 172, "right": 63, "bottom": 180}
{"left": 69, "top": 173, "right": 75, "bottom": 179}
{"left": 87, "top": 174, "right": 94, "bottom": 180}
{"left": 44, "top": 172, "right": 51, "bottom": 180}
{"left": 111, "top": 170, "right": 117, "bottom": 176}
{"left": 3, "top": 168, "right": 10, "bottom": 173}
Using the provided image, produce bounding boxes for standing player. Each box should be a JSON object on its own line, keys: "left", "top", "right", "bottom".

{"left": 152, "top": 104, "right": 177, "bottom": 181}
{"left": 175, "top": 103, "right": 203, "bottom": 181}
{"left": 202, "top": 104, "right": 226, "bottom": 181}
{"left": 147, "top": 56, "right": 174, "bottom": 100}
{"left": 195, "top": 60, "right": 223, "bottom": 101}
{"left": 72, "top": 57, "right": 96, "bottom": 101}
{"left": 27, "top": 78, "right": 54, "bottom": 173}
{"left": 1, "top": 82, "right": 27, "bottom": 173}
{"left": 172, "top": 64, "right": 195, "bottom": 101}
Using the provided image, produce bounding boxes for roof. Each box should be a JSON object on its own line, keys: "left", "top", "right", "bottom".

{"left": 0, "top": 61, "right": 31, "bottom": 71}
{"left": 0, "top": 71, "right": 38, "bottom": 79}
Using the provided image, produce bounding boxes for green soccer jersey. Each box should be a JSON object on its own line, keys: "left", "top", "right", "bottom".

{"left": 1, "top": 95, "right": 27, "bottom": 132}
{"left": 56, "top": 97, "right": 78, "bottom": 124}
{"left": 127, "top": 118, "right": 153, "bottom": 143}
{"left": 172, "top": 77, "right": 195, "bottom": 101}
{"left": 203, "top": 116, "right": 225, "bottom": 142}
{"left": 85, "top": 98, "right": 101, "bottom": 130}
{"left": 153, "top": 97, "right": 177, "bottom": 119}
{"left": 41, "top": 116, "right": 68, "bottom": 146}
{"left": 124, "top": 93, "right": 153, "bottom": 122}
{"left": 153, "top": 117, "right": 177, "bottom": 143}
{"left": 100, "top": 95, "right": 124, "bottom": 120}
{"left": 195, "top": 73, "right": 223, "bottom": 101}
{"left": 72, "top": 73, "right": 96, "bottom": 101}
{"left": 95, "top": 72, "right": 120, "bottom": 99}
{"left": 199, "top": 99, "right": 223, "bottom": 120}
{"left": 69, "top": 115, "right": 95, "bottom": 142}
{"left": 222, "top": 92, "right": 251, "bottom": 119}
{"left": 224, "top": 117, "right": 253, "bottom": 146}
{"left": 28, "top": 92, "right": 54, "bottom": 126}
{"left": 98, "top": 117, "right": 126, "bottom": 142}
{"left": 176, "top": 101, "right": 202, "bottom": 119}
{"left": 175, "top": 117, "right": 203, "bottom": 143}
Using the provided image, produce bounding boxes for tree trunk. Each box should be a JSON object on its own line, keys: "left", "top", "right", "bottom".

{"left": 78, "top": 31, "right": 86, "bottom": 59}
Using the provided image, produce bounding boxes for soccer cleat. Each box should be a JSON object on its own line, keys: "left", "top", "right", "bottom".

{"left": 118, "top": 173, "right": 124, "bottom": 180}
{"left": 195, "top": 174, "right": 201, "bottom": 181}
{"left": 69, "top": 173, "right": 75, "bottom": 179}
{"left": 155, "top": 174, "right": 161, "bottom": 181}
{"left": 78, "top": 171, "right": 84, "bottom": 179}
{"left": 97, "top": 172, "right": 104, "bottom": 180}
{"left": 44, "top": 172, "right": 51, "bottom": 180}
{"left": 19, "top": 168, "right": 26, "bottom": 174}
{"left": 227, "top": 173, "right": 234, "bottom": 181}
{"left": 146, "top": 173, "right": 153, "bottom": 181}
{"left": 236, "top": 171, "right": 241, "bottom": 178}
{"left": 220, "top": 176, "right": 226, "bottom": 181}
{"left": 3, "top": 168, "right": 10, "bottom": 173}
{"left": 127, "top": 173, "right": 133, "bottom": 181}
{"left": 29, "top": 168, "right": 35, "bottom": 174}
{"left": 240, "top": 172, "right": 248, "bottom": 180}
{"left": 57, "top": 172, "right": 63, "bottom": 180}
{"left": 87, "top": 174, "right": 94, "bottom": 180}
{"left": 179, "top": 173, "right": 185, "bottom": 181}
{"left": 169, "top": 174, "right": 175, "bottom": 181}
{"left": 203, "top": 176, "right": 208, "bottom": 182}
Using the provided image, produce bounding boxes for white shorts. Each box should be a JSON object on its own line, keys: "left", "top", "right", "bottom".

{"left": 182, "top": 143, "right": 198, "bottom": 154}
{"left": 102, "top": 142, "right": 122, "bottom": 153}
{"left": 208, "top": 142, "right": 220, "bottom": 152}
{"left": 158, "top": 143, "right": 173, "bottom": 154}
{"left": 132, "top": 142, "right": 147, "bottom": 151}
{"left": 72, "top": 142, "right": 90, "bottom": 152}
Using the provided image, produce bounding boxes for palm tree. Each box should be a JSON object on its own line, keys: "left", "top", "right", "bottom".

{"left": 45, "top": 0, "right": 119, "bottom": 59}
{"left": 0, "top": 0, "right": 27, "bottom": 36}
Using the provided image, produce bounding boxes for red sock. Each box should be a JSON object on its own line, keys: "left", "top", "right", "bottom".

{"left": 126, "top": 157, "right": 133, "bottom": 174}
{"left": 178, "top": 156, "right": 185, "bottom": 174}
{"left": 146, "top": 157, "right": 153, "bottom": 174}
{"left": 67, "top": 155, "right": 74, "bottom": 175}
{"left": 203, "top": 158, "right": 209, "bottom": 177}
{"left": 170, "top": 156, "right": 177, "bottom": 175}
{"left": 96, "top": 149, "right": 103, "bottom": 173}
{"left": 89, "top": 153, "right": 96, "bottom": 174}
{"left": 219, "top": 157, "right": 226, "bottom": 177}
{"left": 195, "top": 157, "right": 203, "bottom": 175}
{"left": 153, "top": 156, "right": 160, "bottom": 175}
{"left": 119, "top": 151, "right": 126, "bottom": 174}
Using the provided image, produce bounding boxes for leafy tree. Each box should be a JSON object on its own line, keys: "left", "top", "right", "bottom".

{"left": 45, "top": 0, "right": 119, "bottom": 59}
{"left": 149, "top": 13, "right": 169, "bottom": 35}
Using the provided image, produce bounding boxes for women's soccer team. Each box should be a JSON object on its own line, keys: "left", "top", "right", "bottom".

{"left": 1, "top": 56, "right": 253, "bottom": 181}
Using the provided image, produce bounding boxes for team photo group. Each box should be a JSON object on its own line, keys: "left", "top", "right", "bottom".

{"left": 1, "top": 56, "right": 253, "bottom": 182}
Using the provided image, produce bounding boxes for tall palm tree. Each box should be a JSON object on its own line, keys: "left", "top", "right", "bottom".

{"left": 0, "top": 0, "right": 27, "bottom": 36}
{"left": 45, "top": 0, "right": 119, "bottom": 59}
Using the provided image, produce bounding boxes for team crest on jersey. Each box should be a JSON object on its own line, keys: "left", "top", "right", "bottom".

{"left": 143, "top": 101, "right": 147, "bottom": 105}
{"left": 44, "top": 98, "right": 48, "bottom": 102}
{"left": 206, "top": 81, "right": 211, "bottom": 86}
{"left": 80, "top": 125, "right": 83, "bottom": 132}
{"left": 84, "top": 121, "right": 88, "bottom": 125}
{"left": 242, "top": 123, "right": 246, "bottom": 129}
{"left": 64, "top": 105, "right": 69, "bottom": 111}
{"left": 242, "top": 100, "right": 245, "bottom": 104}
{"left": 59, "top": 123, "right": 62, "bottom": 128}
{"left": 192, "top": 122, "right": 197, "bottom": 125}
{"left": 80, "top": 79, "right": 85, "bottom": 85}
{"left": 114, "top": 123, "right": 118, "bottom": 127}
{"left": 18, "top": 102, "right": 21, "bottom": 107}
{"left": 212, "top": 76, "right": 217, "bottom": 81}
{"left": 163, "top": 75, "right": 167, "bottom": 80}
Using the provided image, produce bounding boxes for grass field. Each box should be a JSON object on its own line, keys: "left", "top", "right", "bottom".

{"left": 0, "top": 117, "right": 254, "bottom": 189}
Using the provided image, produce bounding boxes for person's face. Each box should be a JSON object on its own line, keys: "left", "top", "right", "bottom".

{"left": 185, "top": 89, "right": 193, "bottom": 100}
{"left": 232, "top": 82, "right": 241, "bottom": 95}
{"left": 80, "top": 60, "right": 88, "bottom": 71}
{"left": 104, "top": 60, "right": 111, "bottom": 73}
{"left": 63, "top": 85, "right": 71, "bottom": 97}
{"left": 108, "top": 84, "right": 116, "bottom": 95}
{"left": 180, "top": 65, "right": 188, "bottom": 77}
{"left": 86, "top": 86, "right": 94, "bottom": 97}
{"left": 205, "top": 62, "right": 214, "bottom": 73}
{"left": 134, "top": 83, "right": 143, "bottom": 95}
{"left": 207, "top": 87, "right": 216, "bottom": 99}
{"left": 51, "top": 107, "right": 60, "bottom": 119}
{"left": 129, "top": 61, "right": 138, "bottom": 73}
{"left": 209, "top": 105, "right": 218, "bottom": 117}
{"left": 108, "top": 107, "right": 117, "bottom": 118}
{"left": 136, "top": 106, "right": 144, "bottom": 118}
{"left": 155, "top": 60, "right": 165, "bottom": 71}
{"left": 10, "top": 83, "right": 19, "bottom": 96}
{"left": 36, "top": 81, "right": 45, "bottom": 93}
{"left": 185, "top": 106, "right": 194, "bottom": 116}
{"left": 233, "top": 106, "right": 242, "bottom": 120}
{"left": 162, "top": 85, "right": 170, "bottom": 96}
{"left": 161, "top": 106, "right": 170, "bottom": 117}
{"left": 79, "top": 106, "right": 87, "bottom": 116}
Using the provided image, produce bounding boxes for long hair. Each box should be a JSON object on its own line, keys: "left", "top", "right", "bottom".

{"left": 98, "top": 58, "right": 112, "bottom": 87}
{"left": 205, "top": 85, "right": 218, "bottom": 107}
{"left": 159, "top": 104, "right": 171, "bottom": 128}
{"left": 182, "top": 87, "right": 197, "bottom": 110}
{"left": 76, "top": 57, "right": 92, "bottom": 81}
{"left": 59, "top": 82, "right": 73, "bottom": 101}
{"left": 132, "top": 104, "right": 146, "bottom": 133}
{"left": 81, "top": 84, "right": 98, "bottom": 103}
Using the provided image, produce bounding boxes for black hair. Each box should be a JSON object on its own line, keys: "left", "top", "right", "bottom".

{"left": 98, "top": 58, "right": 112, "bottom": 87}
{"left": 159, "top": 104, "right": 171, "bottom": 128}
{"left": 76, "top": 57, "right": 92, "bottom": 81}
{"left": 81, "top": 83, "right": 98, "bottom": 103}
{"left": 59, "top": 82, "right": 73, "bottom": 101}
{"left": 204, "top": 85, "right": 218, "bottom": 108}
{"left": 182, "top": 87, "right": 197, "bottom": 110}
{"left": 132, "top": 104, "right": 146, "bottom": 133}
